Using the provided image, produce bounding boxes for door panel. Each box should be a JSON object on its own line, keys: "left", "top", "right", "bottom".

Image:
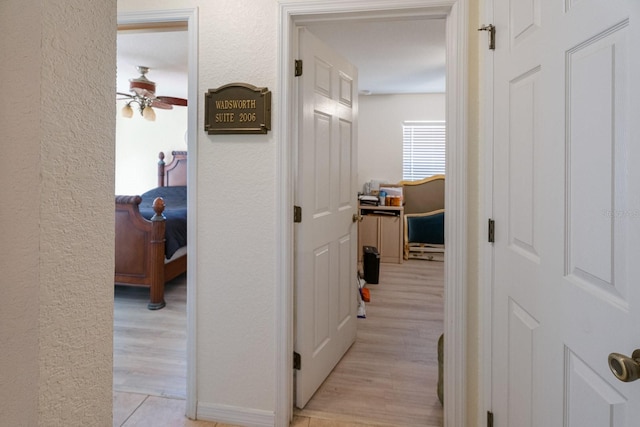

{"left": 338, "top": 235, "right": 352, "bottom": 325}
{"left": 507, "top": 300, "right": 539, "bottom": 427}
{"left": 295, "top": 27, "right": 358, "bottom": 409}
{"left": 511, "top": 0, "right": 540, "bottom": 45}
{"left": 492, "top": 0, "right": 639, "bottom": 425}
{"left": 565, "top": 349, "right": 627, "bottom": 427}
{"left": 339, "top": 119, "right": 353, "bottom": 208}
{"left": 313, "top": 112, "right": 332, "bottom": 215}
{"left": 508, "top": 67, "right": 540, "bottom": 262}
{"left": 312, "top": 245, "right": 331, "bottom": 351}
{"left": 566, "top": 24, "right": 629, "bottom": 299}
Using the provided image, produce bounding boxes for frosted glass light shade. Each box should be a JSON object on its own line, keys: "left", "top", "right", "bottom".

{"left": 143, "top": 106, "right": 156, "bottom": 121}
{"left": 121, "top": 104, "right": 134, "bottom": 118}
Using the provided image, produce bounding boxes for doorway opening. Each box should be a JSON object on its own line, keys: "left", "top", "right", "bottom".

{"left": 113, "top": 8, "right": 199, "bottom": 421}
{"left": 294, "top": 19, "right": 445, "bottom": 426}
{"left": 277, "top": 1, "right": 468, "bottom": 426}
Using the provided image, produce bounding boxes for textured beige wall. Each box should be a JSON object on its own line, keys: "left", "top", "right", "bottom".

{"left": 0, "top": 2, "right": 42, "bottom": 423}
{"left": 0, "top": 1, "right": 116, "bottom": 426}
{"left": 192, "top": 0, "right": 279, "bottom": 409}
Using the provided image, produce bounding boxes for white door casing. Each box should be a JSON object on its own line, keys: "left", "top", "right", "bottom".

{"left": 294, "top": 27, "right": 358, "bottom": 408}
{"left": 491, "top": 0, "right": 640, "bottom": 425}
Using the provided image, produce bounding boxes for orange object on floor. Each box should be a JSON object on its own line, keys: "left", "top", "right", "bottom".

{"left": 360, "top": 287, "right": 370, "bottom": 302}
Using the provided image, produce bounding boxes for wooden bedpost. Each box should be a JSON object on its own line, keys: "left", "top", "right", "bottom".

{"left": 157, "top": 151, "right": 166, "bottom": 188}
{"left": 115, "top": 150, "right": 188, "bottom": 311}
{"left": 147, "top": 197, "right": 166, "bottom": 310}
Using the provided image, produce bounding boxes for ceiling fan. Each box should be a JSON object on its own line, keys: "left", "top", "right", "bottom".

{"left": 117, "top": 66, "right": 187, "bottom": 121}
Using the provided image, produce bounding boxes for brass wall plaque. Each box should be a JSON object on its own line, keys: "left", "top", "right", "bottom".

{"left": 204, "top": 83, "right": 271, "bottom": 135}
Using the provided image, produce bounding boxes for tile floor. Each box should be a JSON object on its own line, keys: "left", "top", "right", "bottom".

{"left": 114, "top": 391, "right": 386, "bottom": 427}
{"left": 114, "top": 391, "right": 238, "bottom": 427}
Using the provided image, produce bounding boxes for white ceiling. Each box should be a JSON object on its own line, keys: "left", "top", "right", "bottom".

{"left": 117, "top": 29, "right": 189, "bottom": 99}
{"left": 116, "top": 18, "right": 446, "bottom": 98}
{"left": 304, "top": 18, "right": 446, "bottom": 94}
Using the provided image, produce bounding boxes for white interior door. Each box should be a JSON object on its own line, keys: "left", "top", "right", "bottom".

{"left": 294, "top": 27, "right": 358, "bottom": 409}
{"left": 491, "top": 1, "right": 640, "bottom": 425}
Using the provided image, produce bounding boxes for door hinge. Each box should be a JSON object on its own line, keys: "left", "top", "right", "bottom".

{"left": 487, "top": 411, "right": 494, "bottom": 427}
{"left": 295, "top": 59, "right": 303, "bottom": 77}
{"left": 488, "top": 218, "right": 495, "bottom": 243}
{"left": 293, "top": 351, "right": 301, "bottom": 370}
{"left": 478, "top": 24, "right": 496, "bottom": 50}
{"left": 294, "top": 205, "right": 302, "bottom": 223}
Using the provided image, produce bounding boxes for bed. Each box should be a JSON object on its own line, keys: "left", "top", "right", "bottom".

{"left": 399, "top": 174, "right": 445, "bottom": 261}
{"left": 115, "top": 151, "right": 187, "bottom": 309}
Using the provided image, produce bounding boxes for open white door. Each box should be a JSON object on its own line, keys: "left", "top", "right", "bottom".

{"left": 491, "top": 0, "right": 640, "bottom": 425}
{"left": 294, "top": 27, "right": 358, "bottom": 408}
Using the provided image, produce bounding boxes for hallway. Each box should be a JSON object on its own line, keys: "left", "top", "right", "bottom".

{"left": 113, "top": 260, "right": 443, "bottom": 426}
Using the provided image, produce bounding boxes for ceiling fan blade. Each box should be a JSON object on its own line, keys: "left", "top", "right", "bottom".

{"left": 150, "top": 99, "right": 174, "bottom": 110}
{"left": 118, "top": 68, "right": 187, "bottom": 113}
{"left": 156, "top": 96, "right": 188, "bottom": 107}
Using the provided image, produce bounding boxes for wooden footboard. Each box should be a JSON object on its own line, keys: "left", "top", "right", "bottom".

{"left": 115, "top": 151, "right": 188, "bottom": 309}
{"left": 115, "top": 195, "right": 169, "bottom": 309}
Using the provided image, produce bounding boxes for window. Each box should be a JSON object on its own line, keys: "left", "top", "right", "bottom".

{"left": 402, "top": 121, "right": 446, "bottom": 181}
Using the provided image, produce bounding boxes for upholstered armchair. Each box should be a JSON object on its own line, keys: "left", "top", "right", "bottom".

{"left": 399, "top": 175, "right": 445, "bottom": 260}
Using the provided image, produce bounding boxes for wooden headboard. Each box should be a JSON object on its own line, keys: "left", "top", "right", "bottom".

{"left": 157, "top": 151, "right": 187, "bottom": 187}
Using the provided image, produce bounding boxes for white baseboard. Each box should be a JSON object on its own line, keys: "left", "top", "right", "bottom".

{"left": 196, "top": 401, "right": 275, "bottom": 427}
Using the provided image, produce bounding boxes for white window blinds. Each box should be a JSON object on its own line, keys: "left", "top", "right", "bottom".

{"left": 402, "top": 121, "right": 446, "bottom": 181}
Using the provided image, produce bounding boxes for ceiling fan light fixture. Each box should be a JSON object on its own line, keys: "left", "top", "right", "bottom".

{"left": 117, "top": 66, "right": 187, "bottom": 122}
{"left": 121, "top": 103, "right": 134, "bottom": 118}
{"left": 129, "top": 65, "right": 156, "bottom": 98}
{"left": 142, "top": 106, "right": 156, "bottom": 122}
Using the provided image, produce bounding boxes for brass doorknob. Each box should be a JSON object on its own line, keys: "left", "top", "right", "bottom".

{"left": 608, "top": 349, "right": 640, "bottom": 382}
{"left": 352, "top": 214, "right": 363, "bottom": 223}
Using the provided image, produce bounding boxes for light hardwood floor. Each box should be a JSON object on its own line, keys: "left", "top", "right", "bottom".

{"left": 114, "top": 277, "right": 188, "bottom": 399}
{"left": 296, "top": 260, "right": 444, "bottom": 427}
{"left": 113, "top": 260, "right": 443, "bottom": 426}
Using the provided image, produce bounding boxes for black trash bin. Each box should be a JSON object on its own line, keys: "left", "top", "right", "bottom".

{"left": 363, "top": 246, "right": 380, "bottom": 284}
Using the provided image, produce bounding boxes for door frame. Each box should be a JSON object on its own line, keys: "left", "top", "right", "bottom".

{"left": 480, "top": 0, "right": 495, "bottom": 423}
{"left": 276, "top": 1, "right": 469, "bottom": 426}
{"left": 116, "top": 8, "right": 199, "bottom": 419}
